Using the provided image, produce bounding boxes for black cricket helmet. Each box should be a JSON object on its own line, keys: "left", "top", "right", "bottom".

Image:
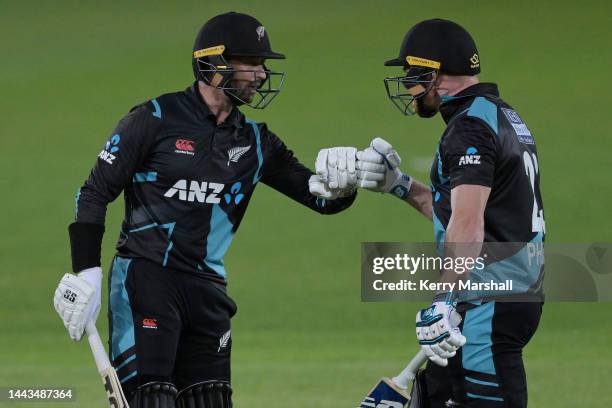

{"left": 192, "top": 12, "right": 286, "bottom": 109}
{"left": 383, "top": 19, "right": 480, "bottom": 115}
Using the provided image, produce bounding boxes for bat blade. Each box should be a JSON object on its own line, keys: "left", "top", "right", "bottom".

{"left": 358, "top": 378, "right": 410, "bottom": 408}
{"left": 100, "top": 367, "right": 129, "bottom": 408}
{"left": 357, "top": 351, "right": 427, "bottom": 408}
{"left": 86, "top": 322, "right": 130, "bottom": 407}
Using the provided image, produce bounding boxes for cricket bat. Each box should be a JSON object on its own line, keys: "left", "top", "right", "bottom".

{"left": 86, "top": 322, "right": 130, "bottom": 408}
{"left": 358, "top": 350, "right": 427, "bottom": 408}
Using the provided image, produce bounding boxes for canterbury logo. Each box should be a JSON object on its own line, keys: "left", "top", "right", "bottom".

{"left": 227, "top": 145, "right": 251, "bottom": 166}
{"left": 142, "top": 318, "right": 157, "bottom": 329}
{"left": 175, "top": 139, "right": 195, "bottom": 152}
{"left": 218, "top": 330, "right": 231, "bottom": 352}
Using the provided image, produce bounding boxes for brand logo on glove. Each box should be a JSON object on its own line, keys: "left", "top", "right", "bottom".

{"left": 391, "top": 185, "right": 409, "bottom": 199}
{"left": 63, "top": 289, "right": 77, "bottom": 303}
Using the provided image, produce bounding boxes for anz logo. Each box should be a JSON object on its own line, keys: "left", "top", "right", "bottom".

{"left": 458, "top": 146, "right": 481, "bottom": 166}
{"left": 164, "top": 180, "right": 224, "bottom": 203}
{"left": 99, "top": 134, "right": 120, "bottom": 164}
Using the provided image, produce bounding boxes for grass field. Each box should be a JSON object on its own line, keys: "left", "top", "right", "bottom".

{"left": 1, "top": 1, "right": 611, "bottom": 407}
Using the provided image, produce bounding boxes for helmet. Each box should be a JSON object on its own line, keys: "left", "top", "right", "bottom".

{"left": 192, "top": 12, "right": 286, "bottom": 109}
{"left": 383, "top": 19, "right": 480, "bottom": 115}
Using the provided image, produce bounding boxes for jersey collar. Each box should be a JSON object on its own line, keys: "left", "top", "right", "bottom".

{"left": 439, "top": 83, "right": 499, "bottom": 124}
{"left": 187, "top": 82, "right": 244, "bottom": 129}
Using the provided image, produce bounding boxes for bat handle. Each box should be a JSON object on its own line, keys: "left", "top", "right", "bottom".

{"left": 391, "top": 350, "right": 428, "bottom": 390}
{"left": 86, "top": 321, "right": 112, "bottom": 374}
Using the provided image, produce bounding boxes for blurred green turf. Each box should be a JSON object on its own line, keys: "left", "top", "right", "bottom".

{"left": 1, "top": 1, "right": 611, "bottom": 407}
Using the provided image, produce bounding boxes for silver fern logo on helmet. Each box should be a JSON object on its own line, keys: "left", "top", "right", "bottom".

{"left": 256, "top": 26, "right": 265, "bottom": 41}
{"left": 227, "top": 145, "right": 252, "bottom": 166}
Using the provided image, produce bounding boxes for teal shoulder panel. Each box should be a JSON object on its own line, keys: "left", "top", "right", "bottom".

{"left": 467, "top": 97, "right": 498, "bottom": 135}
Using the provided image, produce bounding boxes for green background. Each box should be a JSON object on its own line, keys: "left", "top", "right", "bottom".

{"left": 1, "top": 1, "right": 611, "bottom": 407}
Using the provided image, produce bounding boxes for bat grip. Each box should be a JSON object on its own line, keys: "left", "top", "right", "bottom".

{"left": 86, "top": 321, "right": 112, "bottom": 374}
{"left": 391, "top": 350, "right": 428, "bottom": 390}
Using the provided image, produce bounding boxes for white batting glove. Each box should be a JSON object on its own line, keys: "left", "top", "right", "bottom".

{"left": 315, "top": 147, "right": 358, "bottom": 190}
{"left": 416, "top": 297, "right": 466, "bottom": 367}
{"left": 356, "top": 137, "right": 412, "bottom": 199}
{"left": 309, "top": 174, "right": 337, "bottom": 199}
{"left": 53, "top": 267, "right": 102, "bottom": 341}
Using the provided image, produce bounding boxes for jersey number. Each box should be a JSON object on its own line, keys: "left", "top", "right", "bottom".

{"left": 523, "top": 152, "right": 545, "bottom": 233}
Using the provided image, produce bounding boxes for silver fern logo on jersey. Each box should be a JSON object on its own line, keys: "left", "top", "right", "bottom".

{"left": 218, "top": 330, "right": 231, "bottom": 352}
{"left": 227, "top": 145, "right": 251, "bottom": 166}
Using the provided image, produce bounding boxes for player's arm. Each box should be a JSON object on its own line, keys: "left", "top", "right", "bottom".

{"left": 356, "top": 137, "right": 433, "bottom": 220}
{"left": 445, "top": 185, "right": 489, "bottom": 244}
{"left": 401, "top": 179, "right": 432, "bottom": 220}
{"left": 259, "top": 125, "right": 356, "bottom": 214}
{"left": 438, "top": 118, "right": 496, "bottom": 291}
{"left": 54, "top": 103, "right": 159, "bottom": 341}
{"left": 415, "top": 118, "right": 497, "bottom": 366}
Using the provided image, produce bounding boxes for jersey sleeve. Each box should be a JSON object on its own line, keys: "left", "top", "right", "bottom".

{"left": 69, "top": 103, "right": 159, "bottom": 272}
{"left": 75, "top": 104, "right": 158, "bottom": 224}
{"left": 442, "top": 118, "right": 497, "bottom": 189}
{"left": 259, "top": 124, "right": 356, "bottom": 214}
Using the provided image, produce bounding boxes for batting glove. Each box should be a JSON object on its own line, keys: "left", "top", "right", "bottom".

{"left": 308, "top": 175, "right": 338, "bottom": 200}
{"left": 315, "top": 147, "right": 358, "bottom": 190}
{"left": 356, "top": 137, "right": 412, "bottom": 199}
{"left": 53, "top": 267, "right": 102, "bottom": 341}
{"left": 416, "top": 296, "right": 466, "bottom": 367}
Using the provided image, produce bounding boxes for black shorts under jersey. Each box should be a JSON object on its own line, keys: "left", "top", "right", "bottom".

{"left": 423, "top": 301, "right": 543, "bottom": 407}
{"left": 108, "top": 256, "right": 237, "bottom": 399}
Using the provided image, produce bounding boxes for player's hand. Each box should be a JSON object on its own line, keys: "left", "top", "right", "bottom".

{"left": 315, "top": 147, "right": 358, "bottom": 190}
{"left": 53, "top": 267, "right": 102, "bottom": 341}
{"left": 415, "top": 298, "right": 466, "bottom": 367}
{"left": 356, "top": 137, "right": 412, "bottom": 199}
{"left": 308, "top": 175, "right": 352, "bottom": 200}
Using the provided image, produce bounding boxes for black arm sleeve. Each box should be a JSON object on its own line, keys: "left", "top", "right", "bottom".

{"left": 70, "top": 104, "right": 159, "bottom": 271}
{"left": 442, "top": 118, "right": 497, "bottom": 189}
{"left": 259, "top": 124, "right": 356, "bottom": 214}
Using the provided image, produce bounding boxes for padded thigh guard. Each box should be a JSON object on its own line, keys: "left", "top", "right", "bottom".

{"left": 130, "top": 382, "right": 178, "bottom": 408}
{"left": 176, "top": 381, "right": 232, "bottom": 408}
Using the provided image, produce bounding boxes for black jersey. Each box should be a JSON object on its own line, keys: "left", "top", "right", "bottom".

{"left": 73, "top": 83, "right": 355, "bottom": 282}
{"left": 430, "top": 83, "right": 545, "bottom": 296}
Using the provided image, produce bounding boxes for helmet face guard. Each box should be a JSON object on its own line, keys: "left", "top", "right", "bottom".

{"left": 383, "top": 67, "right": 437, "bottom": 116}
{"left": 193, "top": 48, "right": 285, "bottom": 109}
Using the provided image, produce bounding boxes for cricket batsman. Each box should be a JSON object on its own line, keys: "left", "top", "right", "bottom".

{"left": 317, "top": 19, "right": 545, "bottom": 407}
{"left": 52, "top": 12, "right": 356, "bottom": 407}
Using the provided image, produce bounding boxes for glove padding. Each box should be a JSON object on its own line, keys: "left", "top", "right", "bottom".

{"left": 356, "top": 137, "right": 412, "bottom": 198}
{"left": 53, "top": 267, "right": 102, "bottom": 341}
{"left": 416, "top": 300, "right": 466, "bottom": 367}
{"left": 309, "top": 175, "right": 339, "bottom": 200}
{"left": 311, "top": 147, "right": 357, "bottom": 199}
{"left": 315, "top": 147, "right": 357, "bottom": 190}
